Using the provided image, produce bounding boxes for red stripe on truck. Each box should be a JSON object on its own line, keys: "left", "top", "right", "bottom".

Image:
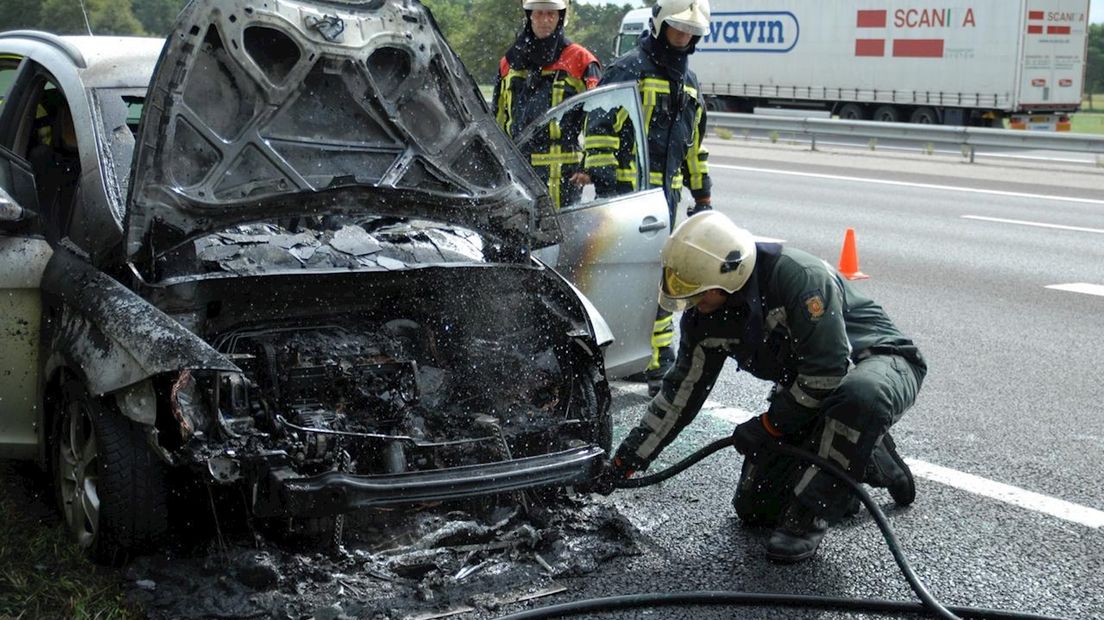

{"left": 1027, "top": 25, "right": 1043, "bottom": 34}
{"left": 855, "top": 39, "right": 886, "bottom": 56}
{"left": 892, "top": 39, "right": 944, "bottom": 58}
{"left": 856, "top": 10, "right": 887, "bottom": 28}
{"left": 1028, "top": 10, "right": 1044, "bottom": 20}
{"left": 1047, "top": 26, "right": 1071, "bottom": 34}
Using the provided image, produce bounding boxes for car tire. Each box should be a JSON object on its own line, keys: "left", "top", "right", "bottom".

{"left": 53, "top": 379, "right": 168, "bottom": 564}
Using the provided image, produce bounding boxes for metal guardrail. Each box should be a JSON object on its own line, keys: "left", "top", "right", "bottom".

{"left": 709, "top": 112, "right": 1104, "bottom": 162}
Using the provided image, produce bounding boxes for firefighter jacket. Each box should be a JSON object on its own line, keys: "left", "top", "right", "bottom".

{"left": 614, "top": 244, "right": 925, "bottom": 471}
{"left": 582, "top": 37, "right": 711, "bottom": 219}
{"left": 492, "top": 44, "right": 600, "bottom": 210}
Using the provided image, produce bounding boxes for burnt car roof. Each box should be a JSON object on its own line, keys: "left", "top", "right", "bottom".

{"left": 125, "top": 0, "right": 559, "bottom": 267}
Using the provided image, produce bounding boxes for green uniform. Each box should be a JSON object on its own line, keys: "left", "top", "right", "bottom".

{"left": 613, "top": 243, "right": 927, "bottom": 520}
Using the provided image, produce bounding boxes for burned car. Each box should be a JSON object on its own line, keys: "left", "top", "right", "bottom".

{"left": 0, "top": 0, "right": 668, "bottom": 561}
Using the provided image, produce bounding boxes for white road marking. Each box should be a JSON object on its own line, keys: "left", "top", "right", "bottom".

{"left": 610, "top": 382, "right": 749, "bottom": 416}
{"left": 1046, "top": 283, "right": 1104, "bottom": 297}
{"left": 710, "top": 163, "right": 1104, "bottom": 206}
{"left": 905, "top": 460, "right": 1104, "bottom": 529}
{"left": 610, "top": 381, "right": 1104, "bottom": 529}
{"left": 962, "top": 215, "right": 1104, "bottom": 234}
{"left": 613, "top": 382, "right": 649, "bottom": 396}
{"left": 701, "top": 406, "right": 756, "bottom": 425}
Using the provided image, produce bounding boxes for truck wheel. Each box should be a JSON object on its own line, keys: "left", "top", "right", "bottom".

{"left": 837, "top": 103, "right": 866, "bottom": 120}
{"left": 53, "top": 380, "right": 168, "bottom": 564}
{"left": 871, "top": 105, "right": 900, "bottom": 123}
{"left": 909, "top": 107, "right": 938, "bottom": 124}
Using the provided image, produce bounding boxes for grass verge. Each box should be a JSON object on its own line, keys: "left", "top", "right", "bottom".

{"left": 1070, "top": 111, "right": 1104, "bottom": 134}
{"left": 0, "top": 461, "right": 137, "bottom": 620}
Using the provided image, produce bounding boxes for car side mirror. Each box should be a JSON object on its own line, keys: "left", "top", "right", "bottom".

{"left": 0, "top": 192, "right": 38, "bottom": 231}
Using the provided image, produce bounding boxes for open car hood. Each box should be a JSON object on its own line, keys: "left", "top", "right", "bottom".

{"left": 125, "top": 0, "right": 558, "bottom": 264}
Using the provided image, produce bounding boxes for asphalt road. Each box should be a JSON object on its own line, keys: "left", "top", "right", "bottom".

{"left": 502, "top": 141, "right": 1104, "bottom": 619}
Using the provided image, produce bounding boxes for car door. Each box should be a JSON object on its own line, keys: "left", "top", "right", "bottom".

{"left": 518, "top": 83, "right": 668, "bottom": 380}
{"left": 0, "top": 54, "right": 52, "bottom": 459}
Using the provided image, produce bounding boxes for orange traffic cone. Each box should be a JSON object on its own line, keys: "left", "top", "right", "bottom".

{"left": 837, "top": 228, "right": 869, "bottom": 280}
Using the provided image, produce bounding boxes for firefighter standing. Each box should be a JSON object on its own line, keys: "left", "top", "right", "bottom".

{"left": 572, "top": 0, "right": 713, "bottom": 394}
{"left": 602, "top": 212, "right": 927, "bottom": 563}
{"left": 492, "top": 0, "right": 601, "bottom": 210}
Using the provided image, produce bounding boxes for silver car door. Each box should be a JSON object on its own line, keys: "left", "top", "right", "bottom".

{"left": 518, "top": 83, "right": 668, "bottom": 379}
{"left": 0, "top": 56, "right": 54, "bottom": 459}
{"left": 0, "top": 160, "right": 51, "bottom": 460}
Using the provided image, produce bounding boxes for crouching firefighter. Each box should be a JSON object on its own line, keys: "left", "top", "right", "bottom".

{"left": 598, "top": 212, "right": 927, "bottom": 563}
{"left": 571, "top": 0, "right": 713, "bottom": 394}
{"left": 492, "top": 0, "right": 601, "bottom": 210}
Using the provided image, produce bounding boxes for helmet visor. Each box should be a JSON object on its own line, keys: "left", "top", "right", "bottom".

{"left": 659, "top": 289, "right": 705, "bottom": 313}
{"left": 662, "top": 266, "right": 705, "bottom": 299}
{"left": 660, "top": 266, "right": 710, "bottom": 312}
{"left": 665, "top": 16, "right": 708, "bottom": 37}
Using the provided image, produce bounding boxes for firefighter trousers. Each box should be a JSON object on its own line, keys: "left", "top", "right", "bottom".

{"left": 732, "top": 352, "right": 926, "bottom": 525}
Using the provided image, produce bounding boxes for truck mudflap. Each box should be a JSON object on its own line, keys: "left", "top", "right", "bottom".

{"left": 254, "top": 446, "right": 606, "bottom": 517}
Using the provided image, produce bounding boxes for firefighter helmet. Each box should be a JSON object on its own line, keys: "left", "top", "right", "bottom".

{"left": 658, "top": 211, "right": 757, "bottom": 312}
{"left": 523, "top": 0, "right": 568, "bottom": 11}
{"left": 649, "top": 0, "right": 711, "bottom": 38}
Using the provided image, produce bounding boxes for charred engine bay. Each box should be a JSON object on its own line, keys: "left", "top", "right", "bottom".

{"left": 213, "top": 318, "right": 591, "bottom": 476}
{"left": 142, "top": 217, "right": 609, "bottom": 509}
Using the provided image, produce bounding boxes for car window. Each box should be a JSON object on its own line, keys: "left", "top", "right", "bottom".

{"left": 516, "top": 84, "right": 648, "bottom": 213}
{"left": 0, "top": 55, "right": 21, "bottom": 113}
{"left": 0, "top": 64, "right": 83, "bottom": 237}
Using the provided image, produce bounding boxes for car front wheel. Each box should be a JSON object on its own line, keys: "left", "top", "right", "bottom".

{"left": 53, "top": 379, "right": 168, "bottom": 564}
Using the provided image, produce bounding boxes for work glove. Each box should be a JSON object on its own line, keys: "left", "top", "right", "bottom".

{"left": 732, "top": 415, "right": 778, "bottom": 460}
{"left": 590, "top": 456, "right": 636, "bottom": 496}
{"left": 686, "top": 198, "right": 712, "bottom": 218}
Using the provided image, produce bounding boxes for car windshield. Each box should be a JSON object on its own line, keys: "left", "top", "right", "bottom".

{"left": 154, "top": 215, "right": 495, "bottom": 282}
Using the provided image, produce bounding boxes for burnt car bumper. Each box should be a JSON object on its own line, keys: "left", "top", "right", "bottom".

{"left": 253, "top": 446, "right": 605, "bottom": 517}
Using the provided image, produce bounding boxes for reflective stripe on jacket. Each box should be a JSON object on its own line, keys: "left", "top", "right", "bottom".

{"left": 582, "top": 46, "right": 710, "bottom": 217}
{"left": 492, "top": 43, "right": 600, "bottom": 209}
{"left": 615, "top": 245, "right": 922, "bottom": 470}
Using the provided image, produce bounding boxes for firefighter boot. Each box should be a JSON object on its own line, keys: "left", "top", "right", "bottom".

{"left": 766, "top": 502, "right": 828, "bottom": 563}
{"left": 865, "top": 433, "right": 916, "bottom": 506}
{"left": 838, "top": 493, "right": 862, "bottom": 522}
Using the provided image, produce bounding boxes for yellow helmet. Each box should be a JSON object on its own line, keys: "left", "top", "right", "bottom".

{"left": 659, "top": 211, "right": 757, "bottom": 313}
{"left": 650, "top": 0, "right": 711, "bottom": 38}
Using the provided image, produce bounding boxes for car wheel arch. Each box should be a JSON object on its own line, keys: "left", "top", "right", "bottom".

{"left": 42, "top": 249, "right": 239, "bottom": 395}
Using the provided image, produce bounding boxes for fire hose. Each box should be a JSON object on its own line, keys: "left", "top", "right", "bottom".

{"left": 495, "top": 437, "right": 1069, "bottom": 620}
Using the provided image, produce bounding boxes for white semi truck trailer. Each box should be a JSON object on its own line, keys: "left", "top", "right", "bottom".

{"left": 615, "top": 0, "right": 1091, "bottom": 129}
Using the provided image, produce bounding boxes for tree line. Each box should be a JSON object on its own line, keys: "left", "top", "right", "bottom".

{"left": 1089, "top": 24, "right": 1104, "bottom": 108}
{"left": 0, "top": 0, "right": 637, "bottom": 81}
{"left": 1, "top": 0, "right": 1100, "bottom": 101}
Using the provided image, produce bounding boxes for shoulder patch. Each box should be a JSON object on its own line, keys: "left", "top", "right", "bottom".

{"left": 801, "top": 289, "right": 826, "bottom": 321}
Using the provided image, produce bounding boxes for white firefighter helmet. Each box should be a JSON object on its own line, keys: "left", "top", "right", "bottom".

{"left": 658, "top": 211, "right": 757, "bottom": 312}
{"left": 649, "top": 0, "right": 711, "bottom": 38}
{"left": 523, "top": 0, "right": 568, "bottom": 11}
